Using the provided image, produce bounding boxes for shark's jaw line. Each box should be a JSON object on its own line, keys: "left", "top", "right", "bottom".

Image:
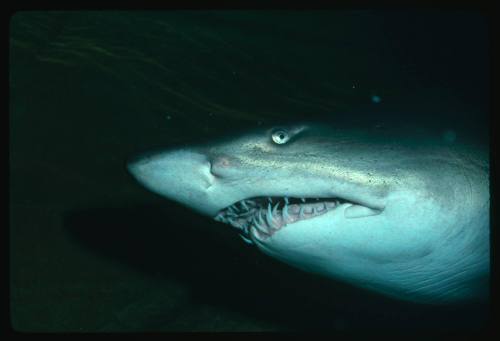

{"left": 214, "top": 196, "right": 381, "bottom": 242}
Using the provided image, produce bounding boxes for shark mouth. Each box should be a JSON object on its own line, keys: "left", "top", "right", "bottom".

{"left": 214, "top": 197, "right": 348, "bottom": 243}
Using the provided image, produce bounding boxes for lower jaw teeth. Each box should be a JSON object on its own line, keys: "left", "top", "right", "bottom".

{"left": 215, "top": 197, "right": 343, "bottom": 239}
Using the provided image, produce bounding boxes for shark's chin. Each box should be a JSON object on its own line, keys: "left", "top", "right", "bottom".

{"left": 213, "top": 196, "right": 381, "bottom": 244}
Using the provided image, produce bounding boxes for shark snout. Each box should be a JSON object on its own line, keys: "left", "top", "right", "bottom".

{"left": 127, "top": 149, "right": 225, "bottom": 215}
{"left": 127, "top": 149, "right": 213, "bottom": 187}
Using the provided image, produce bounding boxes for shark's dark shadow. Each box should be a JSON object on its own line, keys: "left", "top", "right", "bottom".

{"left": 64, "top": 203, "right": 488, "bottom": 331}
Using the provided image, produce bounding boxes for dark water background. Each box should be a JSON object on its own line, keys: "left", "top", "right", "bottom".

{"left": 9, "top": 11, "right": 489, "bottom": 332}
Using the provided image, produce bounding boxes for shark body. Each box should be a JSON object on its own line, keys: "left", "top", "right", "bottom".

{"left": 128, "top": 123, "right": 489, "bottom": 304}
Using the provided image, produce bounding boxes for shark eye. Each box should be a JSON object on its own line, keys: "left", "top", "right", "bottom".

{"left": 271, "top": 129, "right": 290, "bottom": 145}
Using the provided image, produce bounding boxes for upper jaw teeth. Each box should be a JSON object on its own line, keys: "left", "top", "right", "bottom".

{"left": 214, "top": 196, "right": 346, "bottom": 242}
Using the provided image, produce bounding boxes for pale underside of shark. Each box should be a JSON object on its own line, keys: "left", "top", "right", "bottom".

{"left": 127, "top": 123, "right": 489, "bottom": 304}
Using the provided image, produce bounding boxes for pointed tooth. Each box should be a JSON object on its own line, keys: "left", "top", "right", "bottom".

{"left": 266, "top": 203, "right": 274, "bottom": 227}
{"left": 284, "top": 197, "right": 289, "bottom": 204}
{"left": 226, "top": 210, "right": 237, "bottom": 218}
{"left": 241, "top": 200, "right": 248, "bottom": 210}
{"left": 214, "top": 213, "right": 224, "bottom": 222}
{"left": 253, "top": 213, "right": 268, "bottom": 234}
{"left": 272, "top": 202, "right": 279, "bottom": 216}
{"left": 299, "top": 205, "right": 305, "bottom": 218}
{"left": 238, "top": 209, "right": 254, "bottom": 217}
{"left": 282, "top": 202, "right": 290, "bottom": 222}
{"left": 268, "top": 197, "right": 273, "bottom": 204}
{"left": 253, "top": 224, "right": 268, "bottom": 235}
{"left": 301, "top": 198, "right": 306, "bottom": 203}
{"left": 258, "top": 210, "right": 266, "bottom": 228}
{"left": 272, "top": 203, "right": 281, "bottom": 229}
{"left": 239, "top": 234, "right": 253, "bottom": 244}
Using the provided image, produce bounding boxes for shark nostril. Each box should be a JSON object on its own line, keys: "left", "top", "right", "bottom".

{"left": 214, "top": 156, "right": 231, "bottom": 168}
{"left": 210, "top": 156, "right": 233, "bottom": 177}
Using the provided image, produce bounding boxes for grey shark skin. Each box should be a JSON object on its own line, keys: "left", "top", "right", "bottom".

{"left": 128, "top": 123, "right": 489, "bottom": 304}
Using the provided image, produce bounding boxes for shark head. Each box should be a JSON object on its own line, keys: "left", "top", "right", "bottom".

{"left": 128, "top": 123, "right": 489, "bottom": 304}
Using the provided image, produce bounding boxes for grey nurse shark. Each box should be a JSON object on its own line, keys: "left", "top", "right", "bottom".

{"left": 127, "top": 123, "right": 489, "bottom": 304}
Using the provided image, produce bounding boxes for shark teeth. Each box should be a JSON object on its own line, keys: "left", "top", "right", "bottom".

{"left": 282, "top": 202, "right": 290, "bottom": 221}
{"left": 215, "top": 196, "right": 349, "bottom": 242}
{"left": 239, "top": 234, "right": 253, "bottom": 244}
{"left": 240, "top": 200, "right": 249, "bottom": 210}
{"left": 253, "top": 212, "right": 269, "bottom": 235}
{"left": 266, "top": 202, "right": 274, "bottom": 227}
{"left": 299, "top": 205, "right": 305, "bottom": 218}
